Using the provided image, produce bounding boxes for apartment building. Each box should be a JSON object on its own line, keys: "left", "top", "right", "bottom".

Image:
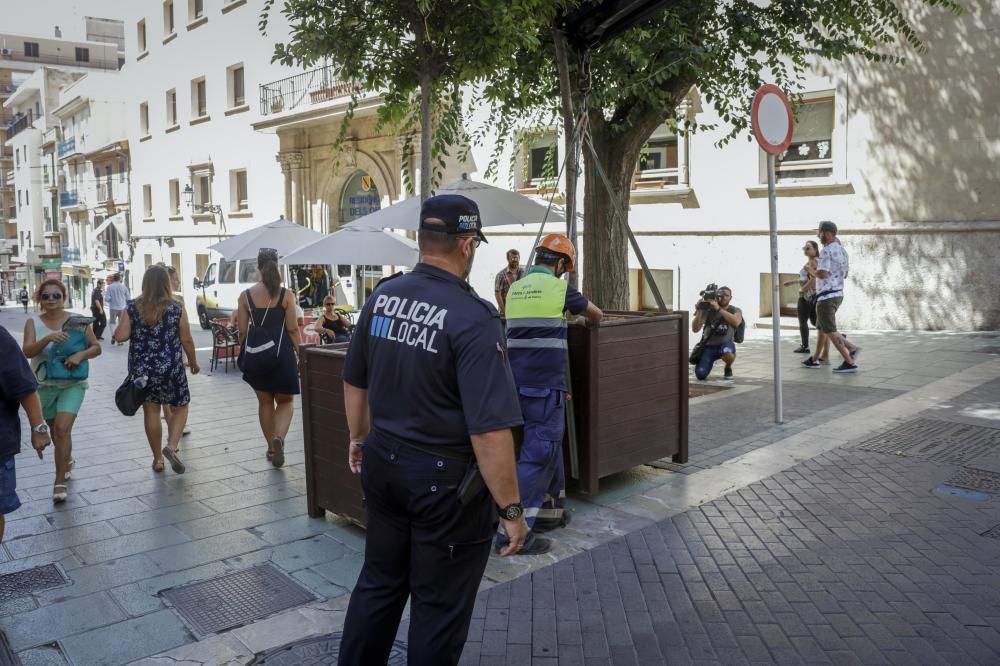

{"left": 51, "top": 71, "right": 129, "bottom": 307}
{"left": 0, "top": 25, "right": 123, "bottom": 299}
{"left": 122, "top": 0, "right": 298, "bottom": 313}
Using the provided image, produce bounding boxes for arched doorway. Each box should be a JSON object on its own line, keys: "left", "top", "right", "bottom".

{"left": 339, "top": 170, "right": 383, "bottom": 307}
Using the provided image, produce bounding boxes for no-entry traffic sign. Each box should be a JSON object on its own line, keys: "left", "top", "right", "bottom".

{"left": 751, "top": 84, "right": 794, "bottom": 155}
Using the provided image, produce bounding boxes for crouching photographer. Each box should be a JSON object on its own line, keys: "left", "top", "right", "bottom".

{"left": 691, "top": 285, "right": 743, "bottom": 381}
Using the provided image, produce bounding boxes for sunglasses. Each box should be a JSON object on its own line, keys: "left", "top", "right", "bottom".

{"left": 460, "top": 236, "right": 482, "bottom": 249}
{"left": 324, "top": 302, "right": 335, "bottom": 306}
{"left": 40, "top": 292, "right": 64, "bottom": 301}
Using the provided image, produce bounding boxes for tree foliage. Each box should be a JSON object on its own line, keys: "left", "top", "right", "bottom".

{"left": 474, "top": 0, "right": 963, "bottom": 308}
{"left": 260, "top": 0, "right": 558, "bottom": 197}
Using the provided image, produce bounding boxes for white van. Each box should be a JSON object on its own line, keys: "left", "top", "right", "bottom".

{"left": 193, "top": 258, "right": 351, "bottom": 329}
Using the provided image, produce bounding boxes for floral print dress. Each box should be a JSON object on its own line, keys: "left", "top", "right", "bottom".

{"left": 126, "top": 300, "right": 190, "bottom": 406}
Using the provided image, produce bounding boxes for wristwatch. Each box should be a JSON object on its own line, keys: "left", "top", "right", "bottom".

{"left": 497, "top": 503, "right": 524, "bottom": 521}
{"left": 32, "top": 423, "right": 50, "bottom": 434}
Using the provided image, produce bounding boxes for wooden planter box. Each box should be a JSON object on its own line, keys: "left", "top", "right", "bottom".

{"left": 299, "top": 343, "right": 366, "bottom": 526}
{"left": 300, "top": 310, "right": 689, "bottom": 523}
{"left": 566, "top": 311, "right": 688, "bottom": 494}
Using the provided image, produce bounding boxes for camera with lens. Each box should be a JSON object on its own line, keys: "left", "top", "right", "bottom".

{"left": 695, "top": 283, "right": 719, "bottom": 311}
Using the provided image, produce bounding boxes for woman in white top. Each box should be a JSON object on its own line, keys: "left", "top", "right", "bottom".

{"left": 783, "top": 240, "right": 819, "bottom": 354}
{"left": 21, "top": 279, "right": 101, "bottom": 503}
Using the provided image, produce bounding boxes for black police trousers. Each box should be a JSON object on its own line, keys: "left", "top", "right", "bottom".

{"left": 338, "top": 431, "right": 495, "bottom": 666}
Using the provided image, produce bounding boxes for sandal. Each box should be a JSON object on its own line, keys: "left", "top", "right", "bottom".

{"left": 53, "top": 484, "right": 68, "bottom": 504}
{"left": 64, "top": 459, "right": 75, "bottom": 481}
{"left": 266, "top": 450, "right": 274, "bottom": 460}
{"left": 271, "top": 437, "right": 285, "bottom": 468}
{"left": 162, "top": 446, "right": 186, "bottom": 474}
{"left": 152, "top": 459, "right": 165, "bottom": 473}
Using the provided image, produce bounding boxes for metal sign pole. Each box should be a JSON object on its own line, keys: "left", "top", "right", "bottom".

{"left": 767, "top": 153, "right": 783, "bottom": 424}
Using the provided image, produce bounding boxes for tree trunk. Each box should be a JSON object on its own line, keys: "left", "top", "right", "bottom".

{"left": 552, "top": 29, "right": 579, "bottom": 289}
{"left": 582, "top": 126, "right": 637, "bottom": 310}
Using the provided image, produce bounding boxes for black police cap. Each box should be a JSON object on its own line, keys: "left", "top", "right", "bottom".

{"left": 419, "top": 194, "right": 487, "bottom": 243}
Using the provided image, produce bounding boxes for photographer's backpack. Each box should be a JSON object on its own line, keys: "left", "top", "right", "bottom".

{"left": 734, "top": 316, "right": 745, "bottom": 344}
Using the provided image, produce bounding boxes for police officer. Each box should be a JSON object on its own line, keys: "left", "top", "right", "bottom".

{"left": 496, "top": 233, "right": 603, "bottom": 555}
{"left": 339, "top": 194, "right": 530, "bottom": 666}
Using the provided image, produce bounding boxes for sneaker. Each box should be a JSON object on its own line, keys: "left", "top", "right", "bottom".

{"left": 723, "top": 367, "right": 734, "bottom": 380}
{"left": 850, "top": 346, "right": 861, "bottom": 362}
{"left": 533, "top": 512, "right": 572, "bottom": 534}
{"left": 793, "top": 345, "right": 810, "bottom": 354}
{"left": 801, "top": 358, "right": 821, "bottom": 369}
{"left": 833, "top": 362, "right": 858, "bottom": 373}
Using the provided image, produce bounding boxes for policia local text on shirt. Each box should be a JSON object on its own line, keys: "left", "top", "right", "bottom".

{"left": 338, "top": 195, "right": 530, "bottom": 666}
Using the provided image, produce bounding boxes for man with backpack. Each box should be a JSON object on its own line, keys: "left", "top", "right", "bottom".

{"left": 691, "top": 286, "right": 743, "bottom": 381}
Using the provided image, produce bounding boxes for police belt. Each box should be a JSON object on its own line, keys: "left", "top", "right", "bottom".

{"left": 373, "top": 427, "right": 475, "bottom": 463}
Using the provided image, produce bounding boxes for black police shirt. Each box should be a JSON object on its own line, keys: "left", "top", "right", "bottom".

{"left": 0, "top": 325, "right": 39, "bottom": 460}
{"left": 343, "top": 263, "right": 523, "bottom": 447}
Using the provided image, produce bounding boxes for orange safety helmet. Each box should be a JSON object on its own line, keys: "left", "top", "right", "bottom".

{"left": 535, "top": 233, "right": 576, "bottom": 272}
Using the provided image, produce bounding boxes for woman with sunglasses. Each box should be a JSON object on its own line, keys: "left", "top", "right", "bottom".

{"left": 316, "top": 295, "right": 350, "bottom": 343}
{"left": 21, "top": 280, "right": 101, "bottom": 503}
{"left": 783, "top": 240, "right": 820, "bottom": 354}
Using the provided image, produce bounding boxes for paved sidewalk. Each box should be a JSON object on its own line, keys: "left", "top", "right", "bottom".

{"left": 1, "top": 304, "right": 999, "bottom": 665}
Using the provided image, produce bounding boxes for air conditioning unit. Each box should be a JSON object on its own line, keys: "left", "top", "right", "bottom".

{"left": 0, "top": 49, "right": 11, "bottom": 56}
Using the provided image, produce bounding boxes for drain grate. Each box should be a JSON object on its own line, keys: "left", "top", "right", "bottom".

{"left": 251, "top": 633, "right": 407, "bottom": 665}
{"left": 982, "top": 525, "right": 1000, "bottom": 540}
{"left": 0, "top": 564, "right": 69, "bottom": 603}
{"left": 857, "top": 418, "right": 1000, "bottom": 465}
{"left": 161, "top": 563, "right": 318, "bottom": 638}
{"left": 946, "top": 468, "right": 1000, "bottom": 494}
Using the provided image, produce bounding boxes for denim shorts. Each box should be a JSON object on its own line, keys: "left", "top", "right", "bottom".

{"left": 0, "top": 456, "right": 21, "bottom": 515}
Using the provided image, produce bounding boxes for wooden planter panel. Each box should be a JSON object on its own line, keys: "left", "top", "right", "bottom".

{"left": 567, "top": 311, "right": 688, "bottom": 494}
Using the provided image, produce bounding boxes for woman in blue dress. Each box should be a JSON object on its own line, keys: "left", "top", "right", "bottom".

{"left": 236, "top": 248, "right": 301, "bottom": 468}
{"left": 114, "top": 265, "right": 200, "bottom": 474}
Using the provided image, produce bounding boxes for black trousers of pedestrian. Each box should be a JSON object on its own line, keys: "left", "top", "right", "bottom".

{"left": 338, "top": 431, "right": 495, "bottom": 666}
{"left": 92, "top": 310, "right": 107, "bottom": 338}
{"left": 797, "top": 296, "right": 817, "bottom": 348}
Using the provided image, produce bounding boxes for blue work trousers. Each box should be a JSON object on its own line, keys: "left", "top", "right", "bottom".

{"left": 338, "top": 431, "right": 495, "bottom": 666}
{"left": 497, "top": 388, "right": 566, "bottom": 546}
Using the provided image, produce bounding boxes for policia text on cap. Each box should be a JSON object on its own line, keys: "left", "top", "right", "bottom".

{"left": 337, "top": 195, "right": 530, "bottom": 666}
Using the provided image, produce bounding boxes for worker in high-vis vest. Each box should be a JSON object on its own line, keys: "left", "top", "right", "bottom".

{"left": 495, "top": 233, "right": 603, "bottom": 555}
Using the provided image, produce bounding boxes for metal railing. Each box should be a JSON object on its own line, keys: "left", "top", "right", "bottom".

{"left": 5, "top": 111, "right": 33, "bottom": 140}
{"left": 259, "top": 65, "right": 361, "bottom": 116}
{"left": 0, "top": 50, "right": 120, "bottom": 71}
{"left": 60, "top": 190, "right": 79, "bottom": 207}
{"left": 57, "top": 136, "right": 77, "bottom": 158}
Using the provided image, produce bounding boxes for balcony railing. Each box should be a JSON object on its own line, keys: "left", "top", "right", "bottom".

{"left": 4, "top": 111, "right": 33, "bottom": 140}
{"left": 0, "top": 49, "right": 120, "bottom": 71}
{"left": 259, "top": 65, "right": 361, "bottom": 116}
{"left": 60, "top": 190, "right": 79, "bottom": 207}
{"left": 61, "top": 247, "right": 81, "bottom": 263}
{"left": 57, "top": 136, "right": 77, "bottom": 158}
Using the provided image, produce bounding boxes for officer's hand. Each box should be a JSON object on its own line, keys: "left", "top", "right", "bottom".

{"left": 348, "top": 439, "right": 363, "bottom": 474}
{"left": 498, "top": 517, "right": 529, "bottom": 557}
{"left": 31, "top": 431, "right": 51, "bottom": 460}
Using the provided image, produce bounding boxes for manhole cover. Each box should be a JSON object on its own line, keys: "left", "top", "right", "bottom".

{"left": 933, "top": 486, "right": 992, "bottom": 502}
{"left": 857, "top": 418, "right": 1000, "bottom": 464}
{"left": 161, "top": 563, "right": 318, "bottom": 638}
{"left": 981, "top": 525, "right": 1000, "bottom": 539}
{"left": 0, "top": 564, "right": 69, "bottom": 603}
{"left": 947, "top": 468, "right": 1000, "bottom": 494}
{"left": 251, "top": 633, "right": 407, "bottom": 665}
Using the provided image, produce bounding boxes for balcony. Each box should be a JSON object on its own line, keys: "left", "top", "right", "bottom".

{"left": 0, "top": 49, "right": 119, "bottom": 72}
{"left": 57, "top": 136, "right": 78, "bottom": 158}
{"left": 61, "top": 247, "right": 81, "bottom": 264}
{"left": 4, "top": 111, "right": 33, "bottom": 140}
{"left": 259, "top": 66, "right": 361, "bottom": 116}
{"left": 60, "top": 190, "right": 80, "bottom": 207}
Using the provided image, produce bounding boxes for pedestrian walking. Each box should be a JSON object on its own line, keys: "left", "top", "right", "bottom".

{"left": 19, "top": 285, "right": 29, "bottom": 314}
{"left": 106, "top": 274, "right": 130, "bottom": 345}
{"left": 90, "top": 280, "right": 107, "bottom": 340}
{"left": 338, "top": 194, "right": 529, "bottom": 666}
{"left": 802, "top": 221, "right": 861, "bottom": 373}
{"left": 235, "top": 248, "right": 300, "bottom": 468}
{"left": 783, "top": 240, "right": 819, "bottom": 354}
{"left": 0, "top": 324, "right": 52, "bottom": 543}
{"left": 21, "top": 280, "right": 101, "bottom": 503}
{"left": 161, "top": 265, "right": 191, "bottom": 437}
{"left": 499, "top": 233, "right": 602, "bottom": 555}
{"left": 113, "top": 265, "right": 199, "bottom": 473}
